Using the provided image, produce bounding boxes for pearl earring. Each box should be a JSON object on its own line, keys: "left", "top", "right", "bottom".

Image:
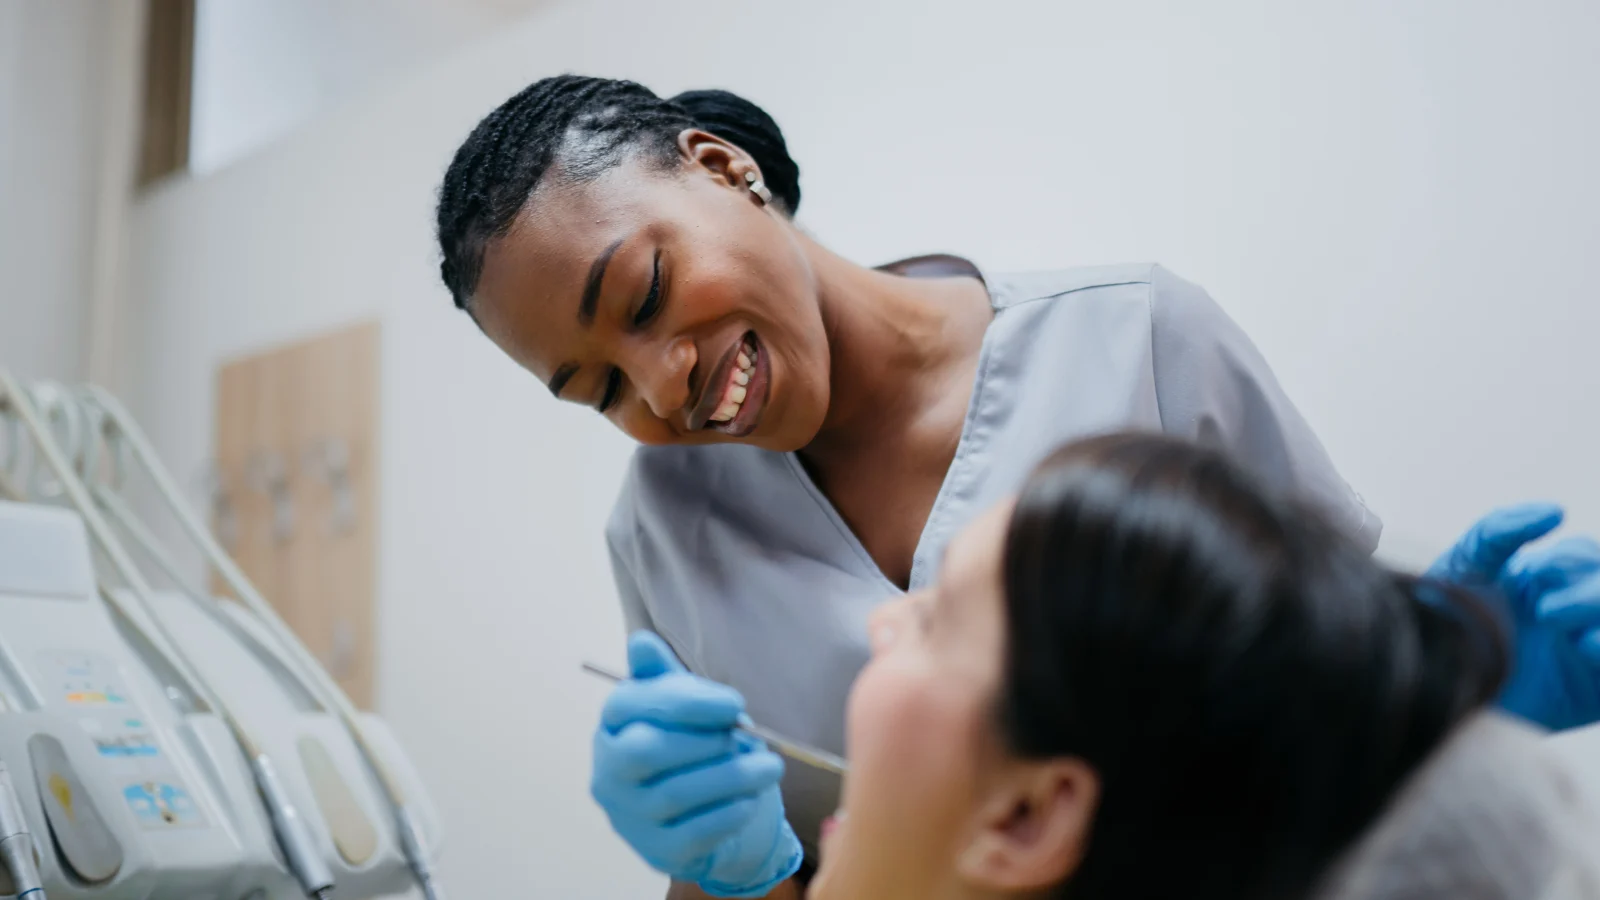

{"left": 744, "top": 170, "right": 773, "bottom": 206}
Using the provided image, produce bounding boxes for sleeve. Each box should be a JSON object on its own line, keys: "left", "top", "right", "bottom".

{"left": 1148, "top": 265, "right": 1383, "bottom": 553}
{"left": 605, "top": 475, "right": 656, "bottom": 636}
{"left": 607, "top": 530, "right": 654, "bottom": 636}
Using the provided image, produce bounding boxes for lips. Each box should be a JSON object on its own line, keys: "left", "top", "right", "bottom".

{"left": 824, "top": 806, "right": 849, "bottom": 838}
{"left": 688, "top": 331, "right": 769, "bottom": 437}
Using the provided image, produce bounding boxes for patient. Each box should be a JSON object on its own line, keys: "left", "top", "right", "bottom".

{"left": 812, "top": 433, "right": 1600, "bottom": 900}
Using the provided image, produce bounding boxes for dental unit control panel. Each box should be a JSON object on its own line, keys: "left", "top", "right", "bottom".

{"left": 0, "top": 501, "right": 440, "bottom": 899}
{"left": 0, "top": 373, "right": 446, "bottom": 900}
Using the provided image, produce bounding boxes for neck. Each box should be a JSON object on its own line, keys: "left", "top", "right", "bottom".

{"left": 797, "top": 233, "right": 989, "bottom": 457}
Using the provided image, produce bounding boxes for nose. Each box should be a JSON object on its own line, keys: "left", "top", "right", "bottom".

{"left": 625, "top": 336, "right": 696, "bottom": 421}
{"left": 867, "top": 595, "right": 913, "bottom": 656}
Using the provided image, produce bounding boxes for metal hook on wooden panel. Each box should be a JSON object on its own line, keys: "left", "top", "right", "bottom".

{"left": 197, "top": 462, "right": 239, "bottom": 550}
{"left": 245, "top": 450, "right": 294, "bottom": 543}
{"left": 301, "top": 437, "right": 355, "bottom": 536}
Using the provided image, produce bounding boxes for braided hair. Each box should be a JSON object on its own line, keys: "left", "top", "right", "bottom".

{"left": 436, "top": 75, "right": 801, "bottom": 311}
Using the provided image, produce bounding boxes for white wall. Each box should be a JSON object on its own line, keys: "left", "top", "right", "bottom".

{"left": 126, "top": 0, "right": 1600, "bottom": 895}
{"left": 190, "top": 0, "right": 554, "bottom": 175}
{"left": 0, "top": 0, "right": 111, "bottom": 383}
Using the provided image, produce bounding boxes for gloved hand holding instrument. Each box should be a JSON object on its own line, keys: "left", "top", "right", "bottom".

{"left": 1430, "top": 502, "right": 1600, "bottom": 731}
{"left": 589, "top": 632, "right": 806, "bottom": 898}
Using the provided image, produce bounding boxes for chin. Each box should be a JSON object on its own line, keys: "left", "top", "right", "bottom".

{"left": 807, "top": 856, "right": 845, "bottom": 900}
{"left": 812, "top": 808, "right": 869, "bottom": 900}
{"left": 750, "top": 400, "right": 829, "bottom": 453}
{"left": 753, "top": 351, "right": 830, "bottom": 452}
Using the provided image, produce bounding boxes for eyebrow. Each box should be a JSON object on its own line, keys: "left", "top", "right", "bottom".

{"left": 580, "top": 237, "right": 626, "bottom": 327}
{"left": 547, "top": 236, "right": 626, "bottom": 398}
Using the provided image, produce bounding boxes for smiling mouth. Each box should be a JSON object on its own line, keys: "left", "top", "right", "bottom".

{"left": 710, "top": 336, "right": 756, "bottom": 424}
{"left": 692, "top": 332, "right": 769, "bottom": 437}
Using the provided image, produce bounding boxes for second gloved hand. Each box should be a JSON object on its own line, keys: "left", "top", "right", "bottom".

{"left": 1429, "top": 503, "right": 1600, "bottom": 731}
{"left": 590, "top": 631, "right": 803, "bottom": 898}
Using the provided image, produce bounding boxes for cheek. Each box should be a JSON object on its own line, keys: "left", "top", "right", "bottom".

{"left": 676, "top": 247, "right": 818, "bottom": 368}
{"left": 676, "top": 263, "right": 748, "bottom": 320}
{"left": 827, "top": 655, "right": 989, "bottom": 893}
{"left": 846, "top": 663, "right": 982, "bottom": 803}
{"left": 758, "top": 291, "right": 831, "bottom": 450}
{"left": 685, "top": 217, "right": 829, "bottom": 448}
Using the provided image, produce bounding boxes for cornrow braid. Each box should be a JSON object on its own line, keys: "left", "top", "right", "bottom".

{"left": 435, "top": 75, "right": 694, "bottom": 310}
{"left": 436, "top": 75, "right": 803, "bottom": 312}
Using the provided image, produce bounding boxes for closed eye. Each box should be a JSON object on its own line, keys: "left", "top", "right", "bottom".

{"left": 598, "top": 251, "right": 660, "bottom": 413}
{"left": 632, "top": 251, "right": 663, "bottom": 327}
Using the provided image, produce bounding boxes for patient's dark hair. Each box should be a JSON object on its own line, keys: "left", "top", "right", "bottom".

{"left": 1001, "top": 433, "right": 1507, "bottom": 900}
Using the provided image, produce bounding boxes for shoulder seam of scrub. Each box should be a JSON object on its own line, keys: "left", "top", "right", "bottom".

{"left": 997, "top": 267, "right": 1159, "bottom": 310}
{"left": 1146, "top": 274, "right": 1167, "bottom": 433}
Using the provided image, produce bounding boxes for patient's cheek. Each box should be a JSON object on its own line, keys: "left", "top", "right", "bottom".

{"left": 828, "top": 659, "right": 995, "bottom": 900}
{"left": 846, "top": 664, "right": 985, "bottom": 812}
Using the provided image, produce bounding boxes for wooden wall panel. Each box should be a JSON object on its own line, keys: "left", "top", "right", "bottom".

{"left": 212, "top": 322, "right": 379, "bottom": 708}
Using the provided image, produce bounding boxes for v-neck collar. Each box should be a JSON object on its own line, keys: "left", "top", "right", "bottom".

{"left": 780, "top": 256, "right": 1004, "bottom": 593}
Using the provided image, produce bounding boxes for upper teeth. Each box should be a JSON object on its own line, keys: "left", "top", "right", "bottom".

{"left": 711, "top": 341, "right": 756, "bottom": 424}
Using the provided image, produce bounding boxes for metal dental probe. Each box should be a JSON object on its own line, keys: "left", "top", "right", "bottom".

{"left": 581, "top": 662, "right": 849, "bottom": 776}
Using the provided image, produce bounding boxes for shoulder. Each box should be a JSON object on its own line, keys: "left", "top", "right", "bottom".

{"left": 986, "top": 262, "right": 1213, "bottom": 311}
{"left": 983, "top": 263, "right": 1225, "bottom": 356}
{"left": 986, "top": 262, "right": 1161, "bottom": 312}
{"left": 1317, "top": 713, "right": 1600, "bottom": 898}
{"left": 985, "top": 263, "right": 1228, "bottom": 341}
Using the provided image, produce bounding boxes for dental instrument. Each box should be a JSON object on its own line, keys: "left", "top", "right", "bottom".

{"left": 581, "top": 661, "right": 849, "bottom": 776}
{"left": 0, "top": 762, "right": 45, "bottom": 898}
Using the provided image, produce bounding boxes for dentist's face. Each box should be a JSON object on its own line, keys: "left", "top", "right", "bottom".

{"left": 472, "top": 137, "right": 834, "bottom": 452}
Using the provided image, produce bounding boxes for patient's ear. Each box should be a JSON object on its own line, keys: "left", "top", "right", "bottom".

{"left": 955, "top": 757, "right": 1098, "bottom": 892}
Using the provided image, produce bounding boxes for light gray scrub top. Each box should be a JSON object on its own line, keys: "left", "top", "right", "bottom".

{"left": 605, "top": 262, "right": 1382, "bottom": 857}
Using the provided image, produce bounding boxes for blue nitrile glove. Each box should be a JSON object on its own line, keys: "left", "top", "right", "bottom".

{"left": 1428, "top": 503, "right": 1600, "bottom": 731}
{"left": 590, "top": 631, "right": 803, "bottom": 897}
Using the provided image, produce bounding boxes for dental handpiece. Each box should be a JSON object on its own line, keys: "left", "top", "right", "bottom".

{"left": 0, "top": 763, "right": 45, "bottom": 899}
{"left": 581, "top": 662, "right": 849, "bottom": 776}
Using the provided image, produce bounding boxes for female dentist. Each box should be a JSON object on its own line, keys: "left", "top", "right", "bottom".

{"left": 434, "top": 76, "right": 1600, "bottom": 898}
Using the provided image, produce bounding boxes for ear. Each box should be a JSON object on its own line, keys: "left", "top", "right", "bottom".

{"left": 955, "top": 758, "right": 1098, "bottom": 893}
{"left": 676, "top": 127, "right": 759, "bottom": 192}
